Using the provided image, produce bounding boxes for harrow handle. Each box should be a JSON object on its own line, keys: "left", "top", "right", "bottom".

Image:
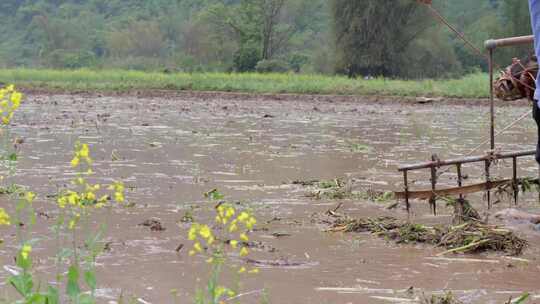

{"left": 485, "top": 35, "right": 534, "bottom": 50}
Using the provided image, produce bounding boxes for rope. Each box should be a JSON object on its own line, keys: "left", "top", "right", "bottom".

{"left": 403, "top": 2, "right": 538, "bottom": 184}
{"left": 425, "top": 5, "right": 487, "bottom": 59}
{"left": 423, "top": 3, "right": 537, "bottom": 92}
{"left": 462, "top": 108, "right": 532, "bottom": 157}
{"left": 431, "top": 108, "right": 533, "bottom": 181}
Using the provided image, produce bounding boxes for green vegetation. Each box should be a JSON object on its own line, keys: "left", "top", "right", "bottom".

{"left": 187, "top": 190, "right": 261, "bottom": 304}
{"left": 0, "top": 69, "right": 490, "bottom": 98}
{"left": 0, "top": 0, "right": 532, "bottom": 79}
{"left": 0, "top": 85, "right": 127, "bottom": 303}
{"left": 0, "top": 0, "right": 330, "bottom": 74}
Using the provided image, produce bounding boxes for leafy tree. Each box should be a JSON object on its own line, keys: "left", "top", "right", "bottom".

{"left": 331, "top": 0, "right": 437, "bottom": 77}
{"left": 0, "top": 0, "right": 529, "bottom": 76}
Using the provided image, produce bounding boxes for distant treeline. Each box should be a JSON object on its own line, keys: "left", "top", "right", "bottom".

{"left": 0, "top": 0, "right": 532, "bottom": 78}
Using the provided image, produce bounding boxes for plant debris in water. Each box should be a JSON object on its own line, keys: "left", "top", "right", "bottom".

{"left": 440, "top": 197, "right": 481, "bottom": 224}
{"left": 421, "top": 292, "right": 464, "bottom": 304}
{"left": 328, "top": 216, "right": 527, "bottom": 255}
{"left": 138, "top": 218, "right": 166, "bottom": 231}
{"left": 301, "top": 178, "right": 394, "bottom": 202}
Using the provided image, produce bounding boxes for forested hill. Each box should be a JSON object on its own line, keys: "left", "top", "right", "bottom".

{"left": 0, "top": 0, "right": 531, "bottom": 78}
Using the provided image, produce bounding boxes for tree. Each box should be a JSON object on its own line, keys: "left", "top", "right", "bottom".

{"left": 205, "top": 0, "right": 303, "bottom": 71}
{"left": 331, "top": 0, "right": 437, "bottom": 78}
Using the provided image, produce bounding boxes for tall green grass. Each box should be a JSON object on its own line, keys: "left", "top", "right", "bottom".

{"left": 0, "top": 69, "right": 490, "bottom": 98}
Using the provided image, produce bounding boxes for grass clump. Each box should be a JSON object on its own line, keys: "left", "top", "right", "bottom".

{"left": 0, "top": 69, "right": 490, "bottom": 98}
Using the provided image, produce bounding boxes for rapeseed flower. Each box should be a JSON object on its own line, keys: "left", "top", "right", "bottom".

{"left": 0, "top": 208, "right": 10, "bottom": 225}
{"left": 0, "top": 85, "right": 23, "bottom": 125}
{"left": 20, "top": 244, "right": 31, "bottom": 260}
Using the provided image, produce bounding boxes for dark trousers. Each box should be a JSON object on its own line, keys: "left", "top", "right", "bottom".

{"left": 534, "top": 101, "right": 540, "bottom": 164}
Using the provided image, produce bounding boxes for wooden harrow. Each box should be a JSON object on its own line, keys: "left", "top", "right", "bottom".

{"left": 395, "top": 35, "right": 539, "bottom": 215}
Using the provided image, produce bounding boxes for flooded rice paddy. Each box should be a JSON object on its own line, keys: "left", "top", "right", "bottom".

{"left": 1, "top": 92, "right": 540, "bottom": 303}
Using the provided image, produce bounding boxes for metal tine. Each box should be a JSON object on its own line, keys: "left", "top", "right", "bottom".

{"left": 430, "top": 154, "right": 438, "bottom": 216}
{"left": 456, "top": 163, "right": 464, "bottom": 222}
{"left": 512, "top": 157, "right": 518, "bottom": 205}
{"left": 485, "top": 159, "right": 491, "bottom": 209}
{"left": 403, "top": 170, "right": 410, "bottom": 214}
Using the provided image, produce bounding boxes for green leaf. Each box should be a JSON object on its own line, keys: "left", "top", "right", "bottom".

{"left": 78, "top": 294, "right": 96, "bottom": 304}
{"left": 204, "top": 189, "right": 224, "bottom": 200}
{"left": 46, "top": 286, "right": 59, "bottom": 304}
{"left": 84, "top": 270, "right": 97, "bottom": 291}
{"left": 8, "top": 152, "right": 17, "bottom": 161}
{"left": 8, "top": 273, "right": 33, "bottom": 296}
{"left": 26, "top": 293, "right": 46, "bottom": 304}
{"left": 16, "top": 251, "right": 32, "bottom": 272}
{"left": 66, "top": 265, "right": 81, "bottom": 298}
{"left": 513, "top": 292, "right": 530, "bottom": 304}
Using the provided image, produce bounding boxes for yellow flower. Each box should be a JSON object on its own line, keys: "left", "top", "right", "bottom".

{"left": 215, "top": 286, "right": 226, "bottom": 298}
{"left": 217, "top": 205, "right": 225, "bottom": 217}
{"left": 79, "top": 144, "right": 89, "bottom": 158}
{"left": 188, "top": 225, "right": 198, "bottom": 240}
{"left": 57, "top": 196, "right": 67, "bottom": 208}
{"left": 237, "top": 212, "right": 249, "bottom": 222}
{"left": 68, "top": 214, "right": 80, "bottom": 229}
{"left": 206, "top": 257, "right": 214, "bottom": 264}
{"left": 238, "top": 267, "right": 246, "bottom": 274}
{"left": 199, "top": 225, "right": 212, "bottom": 240}
{"left": 248, "top": 268, "right": 259, "bottom": 274}
{"left": 67, "top": 192, "right": 80, "bottom": 205}
{"left": 25, "top": 192, "right": 36, "bottom": 203}
{"left": 225, "top": 206, "right": 235, "bottom": 218}
{"left": 0, "top": 208, "right": 10, "bottom": 225}
{"left": 246, "top": 217, "right": 257, "bottom": 230}
{"left": 71, "top": 157, "right": 80, "bottom": 168}
{"left": 86, "top": 191, "right": 96, "bottom": 201}
{"left": 113, "top": 181, "right": 125, "bottom": 193}
{"left": 239, "top": 247, "right": 249, "bottom": 257}
{"left": 11, "top": 92, "right": 22, "bottom": 107}
{"left": 20, "top": 244, "right": 32, "bottom": 260}
{"left": 193, "top": 242, "right": 202, "bottom": 252}
{"left": 109, "top": 181, "right": 125, "bottom": 203}
{"left": 114, "top": 191, "right": 124, "bottom": 203}
{"left": 229, "top": 240, "right": 238, "bottom": 248}
{"left": 239, "top": 233, "right": 249, "bottom": 242}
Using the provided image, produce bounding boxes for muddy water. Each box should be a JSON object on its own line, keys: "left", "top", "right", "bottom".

{"left": 1, "top": 92, "right": 540, "bottom": 303}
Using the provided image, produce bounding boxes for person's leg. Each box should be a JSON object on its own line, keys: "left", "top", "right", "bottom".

{"left": 530, "top": 0, "right": 540, "bottom": 163}
{"left": 533, "top": 101, "right": 540, "bottom": 163}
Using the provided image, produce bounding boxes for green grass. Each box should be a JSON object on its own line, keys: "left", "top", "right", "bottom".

{"left": 0, "top": 68, "right": 490, "bottom": 98}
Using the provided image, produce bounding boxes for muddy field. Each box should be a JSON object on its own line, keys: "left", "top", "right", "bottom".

{"left": 1, "top": 91, "right": 540, "bottom": 303}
